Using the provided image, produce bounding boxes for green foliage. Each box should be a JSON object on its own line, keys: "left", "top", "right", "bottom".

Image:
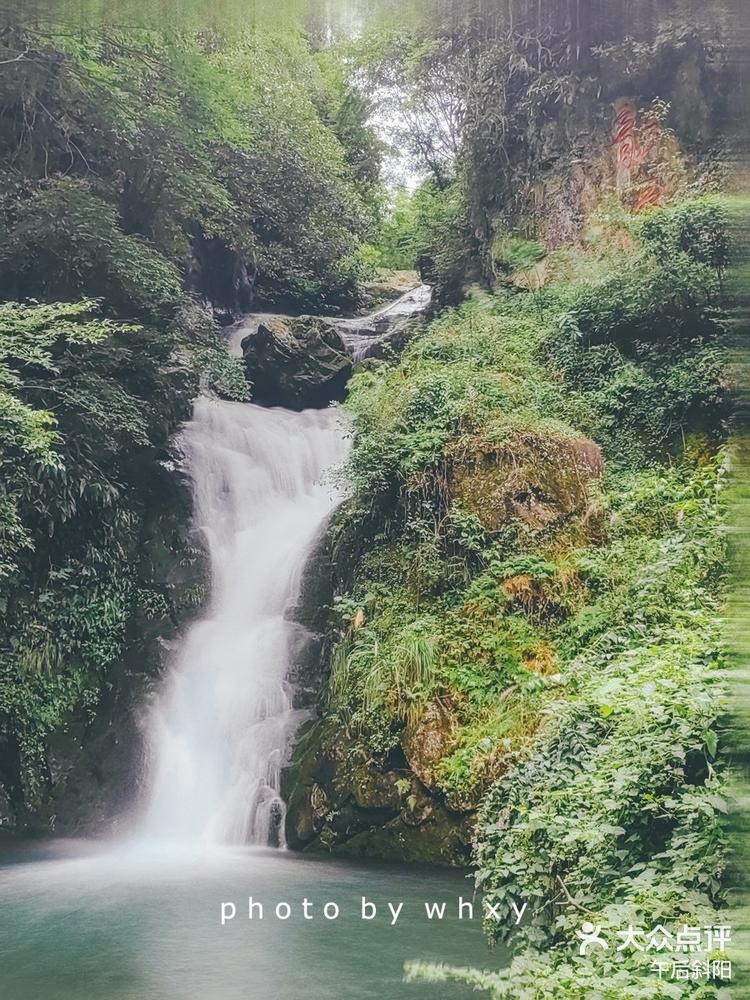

{"left": 558, "top": 253, "right": 722, "bottom": 347}
{"left": 374, "top": 179, "right": 474, "bottom": 301}
{"left": 376, "top": 188, "right": 421, "bottom": 270}
{"left": 464, "top": 458, "right": 728, "bottom": 996}
{"left": 550, "top": 338, "right": 726, "bottom": 470}
{"left": 639, "top": 197, "right": 731, "bottom": 272}
{"left": 353, "top": 22, "right": 463, "bottom": 189}
{"left": 0, "top": 183, "right": 182, "bottom": 321}
{"left": 345, "top": 301, "right": 572, "bottom": 505}
{"left": 511, "top": 208, "right": 730, "bottom": 468}
{"left": 314, "top": 47, "right": 385, "bottom": 199}
{"left": 406, "top": 456, "right": 728, "bottom": 998}
{"left": 0, "top": 18, "right": 378, "bottom": 312}
{"left": 174, "top": 301, "right": 249, "bottom": 401}
{"left": 491, "top": 233, "right": 546, "bottom": 275}
{"left": 0, "top": 296, "right": 198, "bottom": 821}
{"left": 314, "top": 194, "right": 730, "bottom": 996}
{"left": 0, "top": 299, "right": 137, "bottom": 575}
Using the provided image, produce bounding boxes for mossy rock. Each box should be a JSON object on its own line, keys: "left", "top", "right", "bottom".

{"left": 347, "top": 765, "right": 403, "bottom": 812}
{"left": 242, "top": 315, "right": 352, "bottom": 409}
{"left": 402, "top": 700, "right": 458, "bottom": 792}
{"left": 328, "top": 808, "right": 472, "bottom": 867}
{"left": 448, "top": 429, "right": 604, "bottom": 539}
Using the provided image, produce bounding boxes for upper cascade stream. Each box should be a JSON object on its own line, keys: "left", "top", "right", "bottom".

{"left": 226, "top": 281, "right": 433, "bottom": 362}
{"left": 141, "top": 398, "right": 350, "bottom": 846}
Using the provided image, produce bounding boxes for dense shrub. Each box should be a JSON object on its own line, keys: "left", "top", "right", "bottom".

{"left": 639, "top": 197, "right": 731, "bottom": 272}
{"left": 316, "top": 194, "right": 730, "bottom": 997}
{"left": 0, "top": 182, "right": 182, "bottom": 321}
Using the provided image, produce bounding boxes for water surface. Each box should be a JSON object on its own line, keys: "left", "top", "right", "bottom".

{"left": 0, "top": 841, "right": 501, "bottom": 1000}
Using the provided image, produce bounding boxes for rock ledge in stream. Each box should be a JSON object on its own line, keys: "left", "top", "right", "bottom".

{"left": 242, "top": 315, "right": 353, "bottom": 410}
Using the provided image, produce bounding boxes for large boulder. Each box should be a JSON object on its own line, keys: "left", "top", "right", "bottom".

{"left": 448, "top": 429, "right": 605, "bottom": 542}
{"left": 242, "top": 315, "right": 353, "bottom": 410}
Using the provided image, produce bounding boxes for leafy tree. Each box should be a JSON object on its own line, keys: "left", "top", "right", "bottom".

{"left": 0, "top": 16, "right": 379, "bottom": 311}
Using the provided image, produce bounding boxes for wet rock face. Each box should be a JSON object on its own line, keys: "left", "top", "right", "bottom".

{"left": 188, "top": 233, "right": 255, "bottom": 325}
{"left": 285, "top": 527, "right": 338, "bottom": 710}
{"left": 242, "top": 315, "right": 353, "bottom": 410}
{"left": 402, "top": 701, "right": 458, "bottom": 791}
{"left": 282, "top": 723, "right": 473, "bottom": 866}
{"left": 0, "top": 785, "right": 14, "bottom": 835}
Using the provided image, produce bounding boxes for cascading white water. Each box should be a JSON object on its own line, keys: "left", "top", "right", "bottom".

{"left": 142, "top": 398, "right": 350, "bottom": 846}
{"left": 225, "top": 283, "right": 433, "bottom": 362}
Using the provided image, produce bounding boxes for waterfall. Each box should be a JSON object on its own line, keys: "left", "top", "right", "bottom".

{"left": 141, "top": 398, "right": 350, "bottom": 846}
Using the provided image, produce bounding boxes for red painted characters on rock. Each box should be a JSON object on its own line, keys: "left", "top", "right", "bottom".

{"left": 614, "top": 103, "right": 646, "bottom": 170}
{"left": 613, "top": 101, "right": 666, "bottom": 213}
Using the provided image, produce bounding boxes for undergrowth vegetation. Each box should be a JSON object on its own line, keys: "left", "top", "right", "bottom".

{"left": 319, "top": 193, "right": 730, "bottom": 995}
{"left": 0, "top": 295, "right": 222, "bottom": 822}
